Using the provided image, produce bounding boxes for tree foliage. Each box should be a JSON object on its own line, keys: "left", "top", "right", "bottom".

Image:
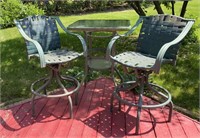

{"left": 0, "top": 0, "right": 192, "bottom": 29}
{"left": 127, "top": 0, "right": 190, "bottom": 17}
{"left": 0, "top": 0, "right": 44, "bottom": 28}
{"left": 36, "top": 0, "right": 128, "bottom": 15}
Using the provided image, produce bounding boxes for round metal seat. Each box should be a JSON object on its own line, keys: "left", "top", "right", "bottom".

{"left": 44, "top": 49, "right": 82, "bottom": 64}
{"left": 112, "top": 51, "right": 155, "bottom": 69}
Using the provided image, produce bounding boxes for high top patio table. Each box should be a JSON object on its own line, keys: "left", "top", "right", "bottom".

{"left": 68, "top": 19, "right": 131, "bottom": 83}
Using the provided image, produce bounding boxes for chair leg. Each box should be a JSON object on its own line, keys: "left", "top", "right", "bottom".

{"left": 56, "top": 73, "right": 75, "bottom": 118}
{"left": 110, "top": 88, "right": 122, "bottom": 112}
{"left": 31, "top": 94, "right": 36, "bottom": 117}
{"left": 110, "top": 93, "right": 114, "bottom": 112}
{"left": 168, "top": 101, "right": 173, "bottom": 122}
{"left": 135, "top": 93, "right": 143, "bottom": 134}
{"left": 135, "top": 76, "right": 144, "bottom": 134}
{"left": 136, "top": 106, "right": 141, "bottom": 134}
{"left": 114, "top": 66, "right": 120, "bottom": 78}
{"left": 43, "top": 79, "right": 48, "bottom": 95}
{"left": 75, "top": 92, "right": 78, "bottom": 105}
{"left": 82, "top": 75, "right": 87, "bottom": 88}
{"left": 83, "top": 59, "right": 89, "bottom": 87}
{"left": 68, "top": 95, "right": 73, "bottom": 119}
{"left": 75, "top": 76, "right": 85, "bottom": 105}
{"left": 117, "top": 92, "right": 122, "bottom": 111}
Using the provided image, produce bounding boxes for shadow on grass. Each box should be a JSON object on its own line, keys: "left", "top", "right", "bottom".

{"left": 152, "top": 43, "right": 199, "bottom": 116}
{"left": 1, "top": 38, "right": 45, "bottom": 103}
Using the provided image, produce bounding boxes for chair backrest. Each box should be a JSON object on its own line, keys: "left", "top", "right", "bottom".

{"left": 136, "top": 14, "right": 190, "bottom": 61}
{"left": 15, "top": 15, "right": 61, "bottom": 55}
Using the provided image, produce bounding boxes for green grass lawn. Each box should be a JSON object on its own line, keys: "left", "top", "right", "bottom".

{"left": 0, "top": 0, "right": 199, "bottom": 118}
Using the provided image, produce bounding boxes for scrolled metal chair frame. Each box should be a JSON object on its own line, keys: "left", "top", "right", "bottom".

{"left": 14, "top": 15, "right": 87, "bottom": 118}
{"left": 107, "top": 14, "right": 194, "bottom": 134}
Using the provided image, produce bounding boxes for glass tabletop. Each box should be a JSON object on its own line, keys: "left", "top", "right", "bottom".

{"left": 67, "top": 19, "right": 131, "bottom": 32}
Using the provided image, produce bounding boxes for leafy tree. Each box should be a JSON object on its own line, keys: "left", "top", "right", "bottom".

{"left": 126, "top": 0, "right": 190, "bottom": 17}
{"left": 0, "top": 0, "right": 44, "bottom": 28}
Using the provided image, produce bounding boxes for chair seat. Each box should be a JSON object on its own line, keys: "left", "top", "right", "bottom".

{"left": 112, "top": 51, "right": 156, "bottom": 69}
{"left": 44, "top": 49, "right": 82, "bottom": 64}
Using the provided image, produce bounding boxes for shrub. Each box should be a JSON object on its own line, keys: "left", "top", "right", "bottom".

{"left": 36, "top": 0, "right": 128, "bottom": 15}
{"left": 0, "top": 0, "right": 44, "bottom": 29}
{"left": 181, "top": 15, "right": 198, "bottom": 45}
{"left": 182, "top": 25, "right": 198, "bottom": 45}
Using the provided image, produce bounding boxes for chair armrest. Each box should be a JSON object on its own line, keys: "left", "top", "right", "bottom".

{"left": 106, "top": 17, "right": 143, "bottom": 59}
{"left": 14, "top": 20, "right": 46, "bottom": 68}
{"left": 123, "top": 17, "right": 144, "bottom": 37}
{"left": 153, "top": 20, "right": 195, "bottom": 73}
{"left": 106, "top": 35, "right": 121, "bottom": 59}
{"left": 53, "top": 16, "right": 88, "bottom": 57}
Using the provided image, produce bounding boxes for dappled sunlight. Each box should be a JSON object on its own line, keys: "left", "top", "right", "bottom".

{"left": 152, "top": 43, "right": 199, "bottom": 115}
{"left": 1, "top": 78, "right": 200, "bottom": 137}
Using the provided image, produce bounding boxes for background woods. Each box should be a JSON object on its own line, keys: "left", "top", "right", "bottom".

{"left": 1, "top": 0, "right": 191, "bottom": 28}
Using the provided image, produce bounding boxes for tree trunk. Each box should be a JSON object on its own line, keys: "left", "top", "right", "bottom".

{"left": 153, "top": 1, "right": 164, "bottom": 14}
{"left": 129, "top": 2, "right": 141, "bottom": 15}
{"left": 180, "top": 1, "right": 189, "bottom": 17}
{"left": 126, "top": 1, "right": 146, "bottom": 16}
{"left": 171, "top": 1, "right": 175, "bottom": 15}
{"left": 134, "top": 1, "right": 146, "bottom": 16}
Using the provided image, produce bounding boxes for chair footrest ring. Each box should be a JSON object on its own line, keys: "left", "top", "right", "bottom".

{"left": 31, "top": 75, "right": 80, "bottom": 98}
{"left": 113, "top": 81, "right": 172, "bottom": 109}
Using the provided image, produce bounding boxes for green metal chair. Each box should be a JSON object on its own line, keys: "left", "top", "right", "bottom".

{"left": 14, "top": 15, "right": 87, "bottom": 118}
{"left": 107, "top": 14, "right": 194, "bottom": 134}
